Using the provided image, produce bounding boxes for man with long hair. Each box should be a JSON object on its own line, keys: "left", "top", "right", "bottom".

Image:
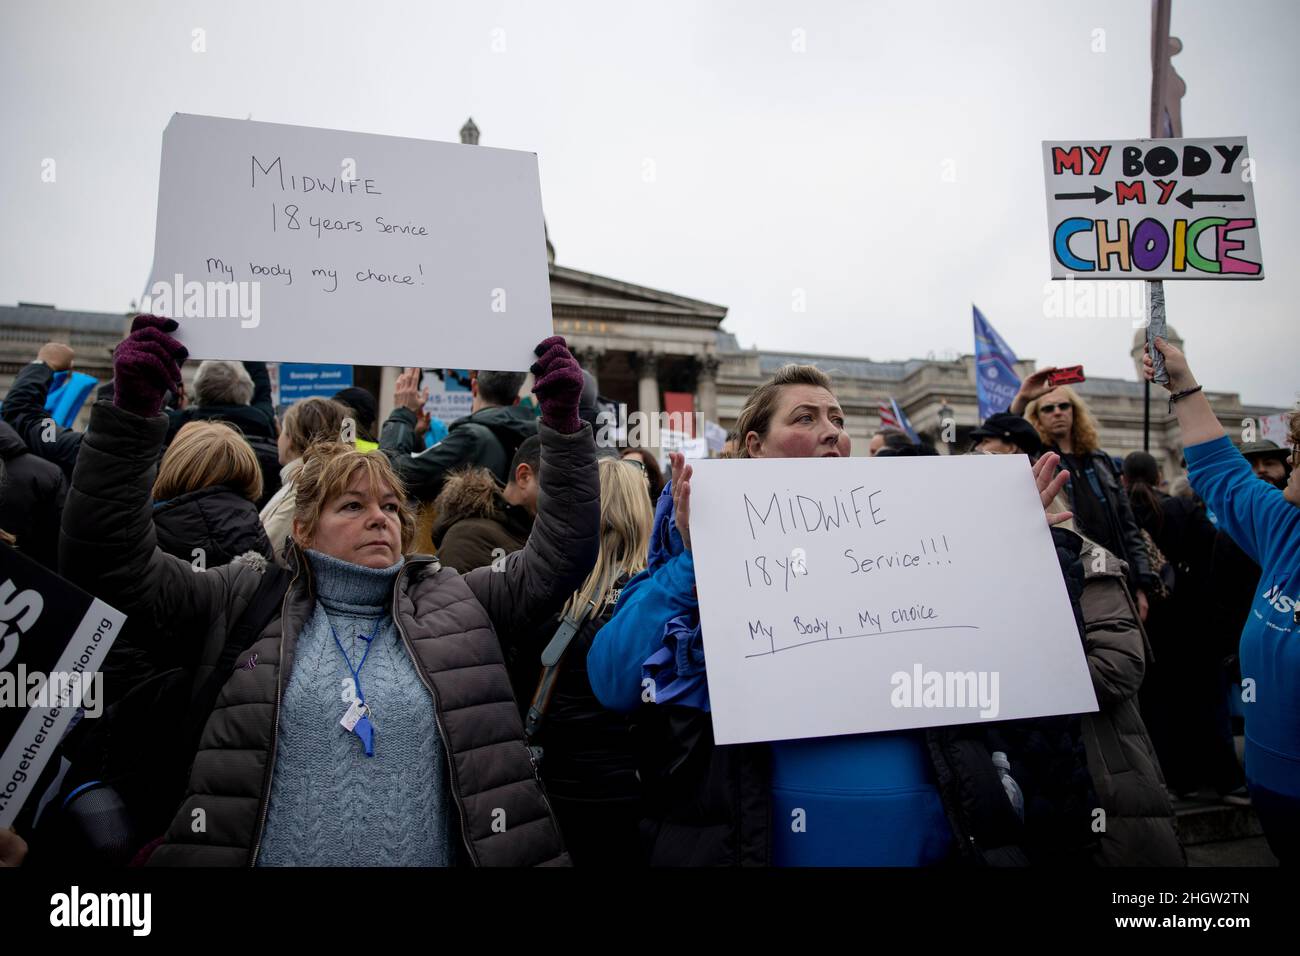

{"left": 1013, "top": 377, "right": 1155, "bottom": 617}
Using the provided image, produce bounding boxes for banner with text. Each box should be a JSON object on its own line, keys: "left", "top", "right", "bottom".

{"left": 688, "top": 454, "right": 1097, "bottom": 745}
{"left": 0, "top": 548, "right": 126, "bottom": 828}
{"left": 145, "top": 113, "right": 554, "bottom": 369}
{"left": 1042, "top": 137, "right": 1262, "bottom": 280}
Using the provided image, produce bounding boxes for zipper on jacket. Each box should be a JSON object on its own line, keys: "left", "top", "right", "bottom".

{"left": 248, "top": 555, "right": 304, "bottom": 866}
{"left": 388, "top": 558, "right": 479, "bottom": 865}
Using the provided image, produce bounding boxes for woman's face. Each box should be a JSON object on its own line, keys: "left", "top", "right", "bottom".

{"left": 1285, "top": 451, "right": 1300, "bottom": 508}
{"left": 298, "top": 471, "right": 403, "bottom": 568}
{"left": 277, "top": 427, "right": 295, "bottom": 466}
{"left": 746, "top": 385, "right": 850, "bottom": 459}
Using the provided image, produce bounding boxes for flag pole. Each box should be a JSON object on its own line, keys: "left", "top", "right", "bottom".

{"left": 1145, "top": 0, "right": 1179, "bottom": 451}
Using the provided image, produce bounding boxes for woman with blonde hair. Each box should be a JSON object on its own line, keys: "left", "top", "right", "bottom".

{"left": 59, "top": 316, "right": 599, "bottom": 866}
{"left": 516, "top": 456, "right": 653, "bottom": 866}
{"left": 1013, "top": 371, "right": 1155, "bottom": 618}
{"left": 152, "top": 419, "right": 274, "bottom": 567}
{"left": 261, "top": 396, "right": 351, "bottom": 564}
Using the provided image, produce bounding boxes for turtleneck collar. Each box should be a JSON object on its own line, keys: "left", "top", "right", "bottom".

{"left": 306, "top": 548, "right": 405, "bottom": 611}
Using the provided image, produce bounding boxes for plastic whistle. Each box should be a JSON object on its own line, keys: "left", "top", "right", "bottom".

{"left": 354, "top": 714, "right": 375, "bottom": 757}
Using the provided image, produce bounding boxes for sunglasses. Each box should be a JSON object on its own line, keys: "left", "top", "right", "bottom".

{"left": 1039, "top": 402, "right": 1073, "bottom": 414}
{"left": 621, "top": 458, "right": 647, "bottom": 472}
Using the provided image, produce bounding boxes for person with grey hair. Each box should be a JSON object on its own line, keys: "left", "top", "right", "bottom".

{"left": 380, "top": 367, "right": 538, "bottom": 503}
{"left": 165, "top": 359, "right": 281, "bottom": 507}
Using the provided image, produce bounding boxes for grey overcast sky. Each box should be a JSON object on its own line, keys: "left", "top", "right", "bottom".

{"left": 1, "top": 0, "right": 1296, "bottom": 407}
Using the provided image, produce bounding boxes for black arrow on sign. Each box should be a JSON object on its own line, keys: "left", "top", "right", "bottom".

{"left": 1176, "top": 189, "right": 1246, "bottom": 208}
{"left": 1053, "top": 186, "right": 1112, "bottom": 203}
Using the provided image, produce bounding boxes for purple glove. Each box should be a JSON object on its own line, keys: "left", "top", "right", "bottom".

{"left": 530, "top": 336, "right": 584, "bottom": 434}
{"left": 113, "top": 315, "right": 189, "bottom": 418}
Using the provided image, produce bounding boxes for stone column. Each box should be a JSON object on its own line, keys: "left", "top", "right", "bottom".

{"left": 632, "top": 351, "right": 660, "bottom": 452}
{"left": 377, "top": 366, "right": 401, "bottom": 427}
{"left": 696, "top": 355, "right": 721, "bottom": 427}
{"left": 577, "top": 346, "right": 604, "bottom": 379}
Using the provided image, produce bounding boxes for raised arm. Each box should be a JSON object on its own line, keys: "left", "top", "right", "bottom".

{"left": 243, "top": 360, "right": 276, "bottom": 429}
{"left": 2, "top": 344, "right": 83, "bottom": 482}
{"left": 464, "top": 338, "right": 599, "bottom": 637}
{"left": 59, "top": 317, "right": 230, "bottom": 632}
{"left": 1145, "top": 336, "right": 1297, "bottom": 568}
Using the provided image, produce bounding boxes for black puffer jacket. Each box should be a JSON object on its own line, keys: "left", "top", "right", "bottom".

{"left": 382, "top": 403, "right": 538, "bottom": 503}
{"left": 152, "top": 485, "right": 275, "bottom": 569}
{"left": 61, "top": 400, "right": 600, "bottom": 867}
{"left": 0, "top": 420, "right": 67, "bottom": 570}
{"left": 165, "top": 361, "right": 281, "bottom": 508}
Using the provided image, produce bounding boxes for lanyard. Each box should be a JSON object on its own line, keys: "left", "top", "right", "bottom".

{"left": 330, "top": 617, "right": 380, "bottom": 756}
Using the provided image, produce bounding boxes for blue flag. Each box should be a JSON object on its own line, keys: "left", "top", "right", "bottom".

{"left": 973, "top": 305, "right": 1021, "bottom": 421}
{"left": 44, "top": 371, "right": 98, "bottom": 428}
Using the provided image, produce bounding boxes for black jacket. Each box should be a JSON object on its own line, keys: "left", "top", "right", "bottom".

{"left": 382, "top": 403, "right": 538, "bottom": 503}
{"left": 1051, "top": 447, "right": 1155, "bottom": 593}
{"left": 152, "top": 484, "right": 275, "bottom": 570}
{"left": 1, "top": 361, "right": 83, "bottom": 482}
{"left": 164, "top": 362, "right": 281, "bottom": 509}
{"left": 522, "top": 575, "right": 640, "bottom": 804}
{"left": 0, "top": 419, "right": 68, "bottom": 570}
{"left": 633, "top": 529, "right": 1100, "bottom": 867}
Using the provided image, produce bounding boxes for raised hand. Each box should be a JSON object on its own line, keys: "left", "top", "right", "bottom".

{"left": 394, "top": 367, "right": 429, "bottom": 413}
{"left": 530, "top": 335, "right": 585, "bottom": 434}
{"left": 37, "top": 342, "right": 75, "bottom": 372}
{"left": 670, "top": 451, "right": 693, "bottom": 551}
{"left": 1033, "top": 451, "right": 1073, "bottom": 528}
{"left": 1143, "top": 337, "right": 1196, "bottom": 393}
{"left": 1010, "top": 367, "right": 1062, "bottom": 415}
{"left": 113, "top": 315, "right": 188, "bottom": 418}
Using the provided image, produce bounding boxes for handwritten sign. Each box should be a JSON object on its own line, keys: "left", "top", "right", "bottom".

{"left": 144, "top": 113, "right": 553, "bottom": 369}
{"left": 1043, "top": 137, "right": 1262, "bottom": 280}
{"left": 688, "top": 454, "right": 1097, "bottom": 745}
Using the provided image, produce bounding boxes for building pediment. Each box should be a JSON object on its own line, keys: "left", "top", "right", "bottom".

{"left": 549, "top": 264, "right": 727, "bottom": 328}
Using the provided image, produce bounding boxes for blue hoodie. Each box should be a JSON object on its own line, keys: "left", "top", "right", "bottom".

{"left": 1185, "top": 435, "right": 1300, "bottom": 798}
{"left": 587, "top": 483, "right": 953, "bottom": 866}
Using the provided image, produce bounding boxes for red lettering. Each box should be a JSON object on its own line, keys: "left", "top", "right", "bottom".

{"left": 1053, "top": 146, "right": 1083, "bottom": 175}
{"left": 1115, "top": 181, "right": 1146, "bottom": 205}
{"left": 1153, "top": 179, "right": 1178, "bottom": 205}
{"left": 1084, "top": 145, "right": 1111, "bottom": 175}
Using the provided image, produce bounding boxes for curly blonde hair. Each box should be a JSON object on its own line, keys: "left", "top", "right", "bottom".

{"left": 1025, "top": 384, "right": 1102, "bottom": 455}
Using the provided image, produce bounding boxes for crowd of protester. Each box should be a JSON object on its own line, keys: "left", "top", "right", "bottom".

{"left": 0, "top": 317, "right": 1295, "bottom": 868}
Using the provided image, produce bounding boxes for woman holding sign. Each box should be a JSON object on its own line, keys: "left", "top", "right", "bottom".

{"left": 1145, "top": 337, "right": 1300, "bottom": 864}
{"left": 60, "top": 316, "right": 598, "bottom": 867}
{"left": 589, "top": 364, "right": 1100, "bottom": 866}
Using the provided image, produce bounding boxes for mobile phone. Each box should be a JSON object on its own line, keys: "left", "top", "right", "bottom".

{"left": 1047, "top": 365, "right": 1085, "bottom": 386}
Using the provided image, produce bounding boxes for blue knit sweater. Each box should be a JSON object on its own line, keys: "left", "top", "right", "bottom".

{"left": 257, "top": 550, "right": 455, "bottom": 866}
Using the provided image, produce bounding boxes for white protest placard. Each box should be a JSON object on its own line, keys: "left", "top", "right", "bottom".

{"left": 1043, "top": 137, "right": 1262, "bottom": 280}
{"left": 688, "top": 454, "right": 1097, "bottom": 745}
{"left": 704, "top": 420, "right": 728, "bottom": 453}
{"left": 143, "top": 113, "right": 554, "bottom": 369}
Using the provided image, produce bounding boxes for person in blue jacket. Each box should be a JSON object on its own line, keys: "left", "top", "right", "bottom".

{"left": 588, "top": 364, "right": 1090, "bottom": 867}
{"left": 1144, "top": 337, "right": 1300, "bottom": 863}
